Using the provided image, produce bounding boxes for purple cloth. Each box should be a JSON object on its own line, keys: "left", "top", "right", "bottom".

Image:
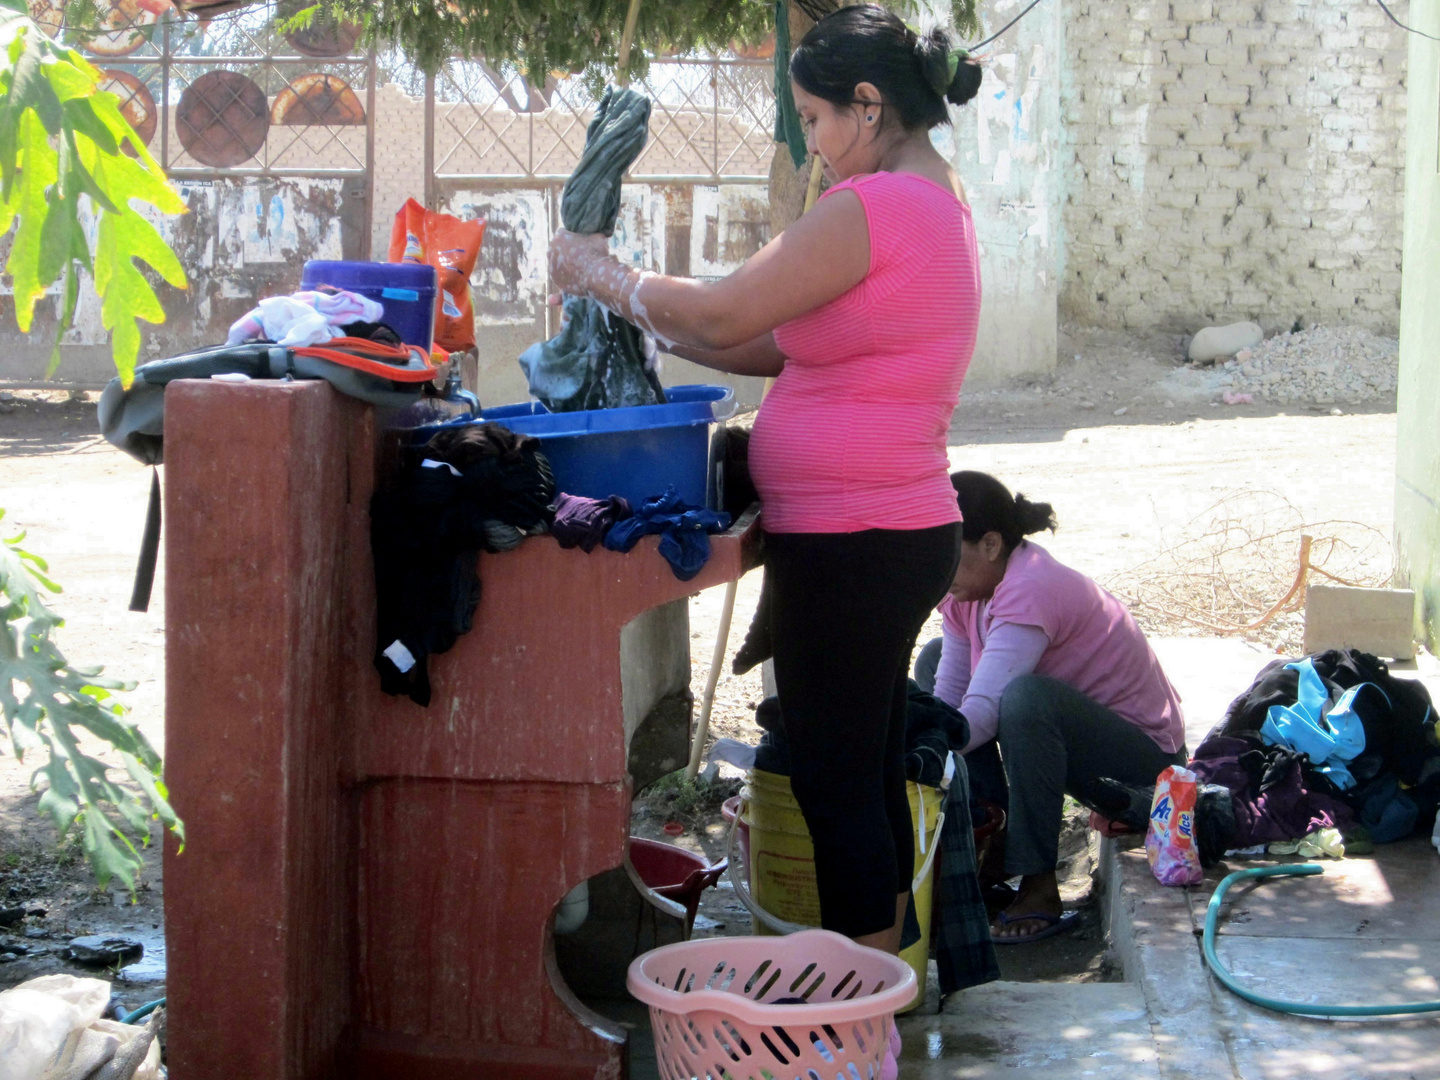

{"left": 551, "top": 492, "right": 631, "bottom": 553}
{"left": 1189, "top": 734, "right": 1355, "bottom": 846}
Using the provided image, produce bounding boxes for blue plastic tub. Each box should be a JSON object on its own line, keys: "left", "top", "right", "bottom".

{"left": 301, "top": 260, "right": 438, "bottom": 352}
{"left": 417, "top": 385, "right": 736, "bottom": 510}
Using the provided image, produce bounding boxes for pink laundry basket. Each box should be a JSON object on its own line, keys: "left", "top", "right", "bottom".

{"left": 626, "top": 929, "right": 916, "bottom": 1080}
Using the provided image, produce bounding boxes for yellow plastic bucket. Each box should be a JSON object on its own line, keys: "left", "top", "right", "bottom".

{"left": 739, "top": 768, "right": 943, "bottom": 1010}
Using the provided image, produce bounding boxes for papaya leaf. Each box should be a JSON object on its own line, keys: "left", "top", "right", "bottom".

{"left": 7, "top": 36, "right": 60, "bottom": 135}
{"left": 1, "top": 513, "right": 182, "bottom": 895}
{"left": 83, "top": 128, "right": 185, "bottom": 215}
{"left": 7, "top": 109, "right": 59, "bottom": 331}
{"left": 85, "top": 88, "right": 172, "bottom": 186}
{"left": 40, "top": 50, "right": 95, "bottom": 102}
{"left": 1, "top": 10, "right": 186, "bottom": 384}
{"left": 63, "top": 97, "right": 119, "bottom": 156}
{"left": 38, "top": 164, "right": 79, "bottom": 287}
{"left": 46, "top": 261, "right": 77, "bottom": 376}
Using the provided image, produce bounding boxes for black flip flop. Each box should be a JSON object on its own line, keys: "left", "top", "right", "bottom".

{"left": 990, "top": 909, "right": 1080, "bottom": 945}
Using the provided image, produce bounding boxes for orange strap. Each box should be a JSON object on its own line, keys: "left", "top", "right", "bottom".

{"left": 293, "top": 338, "right": 438, "bottom": 383}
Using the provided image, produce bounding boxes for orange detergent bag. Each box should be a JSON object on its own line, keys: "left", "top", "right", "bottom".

{"left": 388, "top": 197, "right": 486, "bottom": 353}
{"left": 1145, "top": 765, "right": 1203, "bottom": 886}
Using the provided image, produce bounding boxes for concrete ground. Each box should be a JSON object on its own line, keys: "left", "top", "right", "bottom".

{"left": 899, "top": 646, "right": 1440, "bottom": 1079}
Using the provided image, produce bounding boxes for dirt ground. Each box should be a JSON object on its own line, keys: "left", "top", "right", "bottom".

{"left": 0, "top": 324, "right": 1400, "bottom": 1004}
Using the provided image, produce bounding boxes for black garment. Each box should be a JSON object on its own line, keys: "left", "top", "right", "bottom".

{"left": 1203, "top": 648, "right": 1440, "bottom": 839}
{"left": 752, "top": 696, "right": 789, "bottom": 777}
{"left": 1081, "top": 772, "right": 1238, "bottom": 866}
{"left": 371, "top": 423, "right": 555, "bottom": 706}
{"left": 766, "top": 523, "right": 961, "bottom": 939}
{"left": 98, "top": 340, "right": 437, "bottom": 612}
{"left": 97, "top": 341, "right": 430, "bottom": 468}
{"left": 933, "top": 751, "right": 1001, "bottom": 999}
{"left": 721, "top": 424, "right": 760, "bottom": 522}
{"left": 1217, "top": 649, "right": 1437, "bottom": 788}
{"left": 338, "top": 320, "right": 404, "bottom": 346}
{"left": 904, "top": 682, "right": 970, "bottom": 785}
{"left": 733, "top": 569, "right": 773, "bottom": 676}
{"left": 518, "top": 87, "right": 665, "bottom": 412}
{"left": 1188, "top": 733, "right": 1357, "bottom": 848}
{"left": 913, "top": 635, "right": 1009, "bottom": 809}
{"left": 750, "top": 680, "right": 970, "bottom": 786}
{"left": 906, "top": 637, "right": 1002, "bottom": 997}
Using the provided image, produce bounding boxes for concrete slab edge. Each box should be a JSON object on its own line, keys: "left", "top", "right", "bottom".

{"left": 1099, "top": 836, "right": 1240, "bottom": 1080}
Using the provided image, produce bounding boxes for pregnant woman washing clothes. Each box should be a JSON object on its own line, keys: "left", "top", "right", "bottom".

{"left": 914, "top": 471, "right": 1187, "bottom": 944}
{"left": 550, "top": 0, "right": 980, "bottom": 1030}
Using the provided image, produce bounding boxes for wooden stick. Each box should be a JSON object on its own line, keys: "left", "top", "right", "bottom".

{"left": 686, "top": 153, "right": 826, "bottom": 779}
{"left": 617, "top": 0, "right": 643, "bottom": 84}
{"left": 687, "top": 578, "right": 738, "bottom": 779}
{"left": 804, "top": 151, "right": 824, "bottom": 210}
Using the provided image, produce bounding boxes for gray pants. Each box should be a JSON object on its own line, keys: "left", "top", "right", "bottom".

{"left": 999, "top": 674, "right": 1187, "bottom": 876}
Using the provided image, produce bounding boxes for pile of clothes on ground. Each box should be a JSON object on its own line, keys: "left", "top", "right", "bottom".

{"left": 371, "top": 422, "right": 730, "bottom": 705}
{"left": 714, "top": 682, "right": 1000, "bottom": 1002}
{"left": 1189, "top": 649, "right": 1438, "bottom": 858}
{"left": 1087, "top": 648, "right": 1439, "bottom": 864}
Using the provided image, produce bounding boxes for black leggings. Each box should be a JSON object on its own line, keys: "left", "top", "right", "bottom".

{"left": 765, "top": 523, "right": 961, "bottom": 938}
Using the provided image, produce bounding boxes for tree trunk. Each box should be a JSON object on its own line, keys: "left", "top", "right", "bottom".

{"left": 767, "top": 0, "right": 835, "bottom": 235}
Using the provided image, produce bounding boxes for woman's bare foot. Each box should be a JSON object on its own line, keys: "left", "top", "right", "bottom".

{"left": 990, "top": 871, "right": 1062, "bottom": 939}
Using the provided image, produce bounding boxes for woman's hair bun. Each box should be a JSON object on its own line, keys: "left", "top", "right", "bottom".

{"left": 953, "top": 471, "right": 1058, "bottom": 548}
{"left": 947, "top": 54, "right": 983, "bottom": 107}
{"left": 912, "top": 24, "right": 982, "bottom": 108}
{"left": 1013, "top": 493, "right": 1058, "bottom": 536}
{"left": 914, "top": 26, "right": 952, "bottom": 94}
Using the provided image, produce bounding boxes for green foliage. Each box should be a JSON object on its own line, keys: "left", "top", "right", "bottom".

{"left": 0, "top": 0, "right": 187, "bottom": 388}
{"left": 295, "top": 0, "right": 980, "bottom": 92}
{"left": 300, "top": 0, "right": 773, "bottom": 83}
{"left": 644, "top": 769, "right": 740, "bottom": 818}
{"left": 0, "top": 508, "right": 183, "bottom": 895}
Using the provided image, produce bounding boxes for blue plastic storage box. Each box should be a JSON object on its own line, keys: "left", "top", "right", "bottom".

{"left": 417, "top": 385, "right": 736, "bottom": 510}
{"left": 301, "top": 260, "right": 438, "bottom": 353}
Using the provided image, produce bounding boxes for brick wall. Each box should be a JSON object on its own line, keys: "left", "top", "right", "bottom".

{"left": 370, "top": 84, "right": 430, "bottom": 259}
{"left": 1060, "top": 0, "right": 1408, "bottom": 333}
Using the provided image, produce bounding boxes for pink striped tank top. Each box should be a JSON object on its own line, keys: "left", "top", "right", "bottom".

{"left": 748, "top": 171, "right": 981, "bottom": 534}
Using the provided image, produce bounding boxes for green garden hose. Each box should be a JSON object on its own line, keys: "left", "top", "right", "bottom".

{"left": 1203, "top": 863, "right": 1440, "bottom": 1017}
{"left": 116, "top": 997, "right": 165, "bottom": 1025}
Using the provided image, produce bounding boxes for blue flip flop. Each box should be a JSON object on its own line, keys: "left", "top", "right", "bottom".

{"left": 990, "top": 909, "right": 1080, "bottom": 945}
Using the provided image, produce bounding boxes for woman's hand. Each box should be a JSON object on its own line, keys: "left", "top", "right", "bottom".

{"left": 548, "top": 229, "right": 614, "bottom": 298}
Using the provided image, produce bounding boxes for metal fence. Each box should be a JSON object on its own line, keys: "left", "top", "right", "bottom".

{"left": 36, "top": 0, "right": 375, "bottom": 179}
{"left": 430, "top": 56, "right": 777, "bottom": 186}
{"left": 32, "top": 1, "right": 777, "bottom": 186}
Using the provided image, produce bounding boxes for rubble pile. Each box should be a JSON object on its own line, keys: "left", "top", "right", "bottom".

{"left": 1218, "top": 325, "right": 1399, "bottom": 405}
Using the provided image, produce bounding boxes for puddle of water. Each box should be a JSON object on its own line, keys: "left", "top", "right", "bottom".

{"left": 111, "top": 929, "right": 166, "bottom": 986}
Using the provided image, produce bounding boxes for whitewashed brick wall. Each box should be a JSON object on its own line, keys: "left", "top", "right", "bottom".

{"left": 370, "top": 84, "right": 429, "bottom": 258}
{"left": 1060, "top": 0, "right": 1407, "bottom": 333}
